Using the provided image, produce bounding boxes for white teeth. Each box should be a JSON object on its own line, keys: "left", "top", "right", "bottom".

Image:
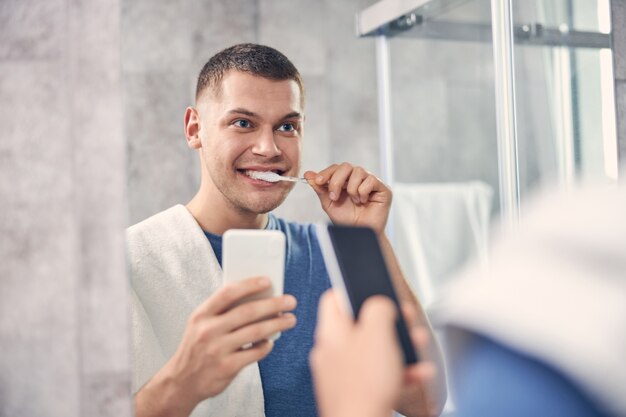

{"left": 244, "top": 170, "right": 282, "bottom": 182}
{"left": 244, "top": 170, "right": 307, "bottom": 184}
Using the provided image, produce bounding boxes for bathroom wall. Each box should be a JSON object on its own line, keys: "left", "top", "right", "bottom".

{"left": 123, "top": 0, "right": 380, "bottom": 226}
{"left": 0, "top": 1, "right": 132, "bottom": 416}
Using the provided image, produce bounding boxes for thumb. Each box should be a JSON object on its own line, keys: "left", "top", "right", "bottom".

{"left": 314, "top": 290, "right": 352, "bottom": 345}
{"left": 358, "top": 296, "right": 397, "bottom": 336}
{"left": 304, "top": 171, "right": 332, "bottom": 208}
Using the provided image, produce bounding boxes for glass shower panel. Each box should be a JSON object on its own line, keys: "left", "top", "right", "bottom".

{"left": 372, "top": 0, "right": 618, "bottom": 305}
{"left": 386, "top": 0, "right": 498, "bottom": 305}
{"left": 389, "top": 0, "right": 499, "bottom": 191}
{"left": 513, "top": 0, "right": 617, "bottom": 203}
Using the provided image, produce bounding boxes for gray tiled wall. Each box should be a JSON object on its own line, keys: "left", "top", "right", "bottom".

{"left": 0, "top": 0, "right": 132, "bottom": 416}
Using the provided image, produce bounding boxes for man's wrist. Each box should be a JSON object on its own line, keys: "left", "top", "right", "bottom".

{"left": 135, "top": 365, "right": 196, "bottom": 417}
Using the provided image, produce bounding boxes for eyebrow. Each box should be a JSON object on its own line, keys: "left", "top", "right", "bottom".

{"left": 227, "top": 108, "right": 303, "bottom": 120}
{"left": 227, "top": 108, "right": 256, "bottom": 117}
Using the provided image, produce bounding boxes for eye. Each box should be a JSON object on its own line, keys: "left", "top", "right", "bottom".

{"left": 233, "top": 119, "right": 251, "bottom": 128}
{"left": 277, "top": 122, "right": 296, "bottom": 132}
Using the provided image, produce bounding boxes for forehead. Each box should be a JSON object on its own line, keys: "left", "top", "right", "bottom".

{"left": 201, "top": 71, "right": 303, "bottom": 115}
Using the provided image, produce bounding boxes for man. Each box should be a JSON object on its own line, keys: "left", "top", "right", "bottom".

{"left": 128, "top": 43, "right": 446, "bottom": 417}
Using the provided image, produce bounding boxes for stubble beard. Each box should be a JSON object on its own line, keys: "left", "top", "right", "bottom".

{"left": 210, "top": 166, "right": 296, "bottom": 215}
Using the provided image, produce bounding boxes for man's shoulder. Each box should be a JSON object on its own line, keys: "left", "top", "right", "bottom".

{"left": 127, "top": 205, "right": 189, "bottom": 234}
{"left": 126, "top": 205, "right": 205, "bottom": 256}
{"left": 126, "top": 204, "right": 186, "bottom": 232}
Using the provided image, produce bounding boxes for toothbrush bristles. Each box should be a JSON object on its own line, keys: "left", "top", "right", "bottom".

{"left": 246, "top": 170, "right": 281, "bottom": 182}
{"left": 245, "top": 170, "right": 305, "bottom": 183}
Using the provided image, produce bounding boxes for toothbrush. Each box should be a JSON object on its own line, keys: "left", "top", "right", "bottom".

{"left": 245, "top": 170, "right": 308, "bottom": 184}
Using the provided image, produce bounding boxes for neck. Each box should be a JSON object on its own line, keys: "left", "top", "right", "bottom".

{"left": 186, "top": 181, "right": 268, "bottom": 236}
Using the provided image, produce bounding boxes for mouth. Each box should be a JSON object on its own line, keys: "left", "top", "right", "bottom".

{"left": 237, "top": 167, "right": 288, "bottom": 184}
{"left": 237, "top": 168, "right": 287, "bottom": 177}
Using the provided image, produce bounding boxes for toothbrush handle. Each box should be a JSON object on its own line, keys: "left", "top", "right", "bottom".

{"left": 278, "top": 174, "right": 308, "bottom": 183}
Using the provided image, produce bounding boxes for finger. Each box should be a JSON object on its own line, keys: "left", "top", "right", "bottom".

{"left": 400, "top": 302, "right": 420, "bottom": 329}
{"left": 198, "top": 277, "right": 273, "bottom": 316}
{"left": 356, "top": 175, "right": 380, "bottom": 204}
{"left": 309, "top": 343, "right": 323, "bottom": 373}
{"left": 357, "top": 295, "right": 397, "bottom": 335}
{"left": 222, "top": 313, "right": 297, "bottom": 350}
{"left": 303, "top": 170, "right": 319, "bottom": 183}
{"left": 311, "top": 164, "right": 340, "bottom": 186}
{"left": 307, "top": 176, "right": 333, "bottom": 208}
{"left": 410, "top": 326, "right": 432, "bottom": 361}
{"left": 227, "top": 339, "right": 275, "bottom": 373}
{"left": 404, "top": 361, "right": 437, "bottom": 385}
{"left": 326, "top": 162, "right": 353, "bottom": 201}
{"left": 346, "top": 166, "right": 368, "bottom": 205}
{"left": 305, "top": 167, "right": 351, "bottom": 208}
{"left": 356, "top": 175, "right": 376, "bottom": 204}
{"left": 219, "top": 294, "right": 297, "bottom": 333}
{"left": 304, "top": 169, "right": 336, "bottom": 209}
{"left": 357, "top": 175, "right": 388, "bottom": 204}
{"left": 409, "top": 326, "right": 434, "bottom": 370}
{"left": 311, "top": 164, "right": 351, "bottom": 200}
{"left": 359, "top": 297, "right": 404, "bottom": 372}
{"left": 315, "top": 290, "right": 351, "bottom": 343}
{"left": 317, "top": 290, "right": 345, "bottom": 322}
{"left": 410, "top": 326, "right": 430, "bottom": 349}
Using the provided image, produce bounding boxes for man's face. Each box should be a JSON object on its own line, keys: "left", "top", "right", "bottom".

{"left": 196, "top": 70, "right": 303, "bottom": 215}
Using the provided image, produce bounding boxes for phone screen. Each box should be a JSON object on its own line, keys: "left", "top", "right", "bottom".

{"left": 326, "top": 225, "right": 419, "bottom": 365}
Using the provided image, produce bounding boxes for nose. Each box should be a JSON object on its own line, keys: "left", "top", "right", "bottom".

{"left": 251, "top": 126, "right": 282, "bottom": 158}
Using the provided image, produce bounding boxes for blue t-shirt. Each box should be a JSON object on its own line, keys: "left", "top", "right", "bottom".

{"left": 204, "top": 214, "right": 330, "bottom": 417}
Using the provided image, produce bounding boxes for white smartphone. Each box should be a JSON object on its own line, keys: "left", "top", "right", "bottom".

{"left": 222, "top": 229, "right": 286, "bottom": 340}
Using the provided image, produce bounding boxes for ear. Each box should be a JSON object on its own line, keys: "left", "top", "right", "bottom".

{"left": 184, "top": 107, "right": 202, "bottom": 149}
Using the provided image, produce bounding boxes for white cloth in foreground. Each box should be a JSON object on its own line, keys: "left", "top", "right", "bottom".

{"left": 392, "top": 182, "right": 493, "bottom": 307}
{"left": 430, "top": 185, "right": 626, "bottom": 417}
{"left": 127, "top": 205, "right": 265, "bottom": 417}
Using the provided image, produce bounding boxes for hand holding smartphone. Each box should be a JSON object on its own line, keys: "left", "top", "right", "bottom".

{"left": 222, "top": 229, "right": 286, "bottom": 341}
{"left": 316, "top": 224, "right": 419, "bottom": 365}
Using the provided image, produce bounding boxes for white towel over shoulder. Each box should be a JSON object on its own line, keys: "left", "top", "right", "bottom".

{"left": 127, "top": 204, "right": 265, "bottom": 417}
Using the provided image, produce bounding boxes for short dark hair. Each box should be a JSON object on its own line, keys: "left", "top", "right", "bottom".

{"left": 195, "top": 43, "right": 304, "bottom": 104}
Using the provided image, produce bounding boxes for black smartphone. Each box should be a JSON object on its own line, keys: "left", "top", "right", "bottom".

{"left": 316, "top": 224, "right": 419, "bottom": 365}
